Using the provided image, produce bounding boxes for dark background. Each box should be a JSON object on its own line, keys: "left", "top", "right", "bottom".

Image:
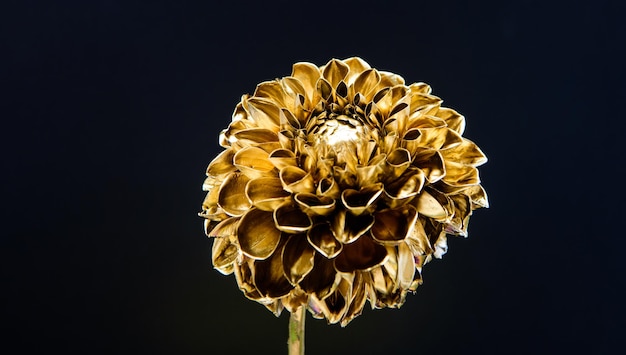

{"left": 2, "top": 1, "right": 625, "bottom": 354}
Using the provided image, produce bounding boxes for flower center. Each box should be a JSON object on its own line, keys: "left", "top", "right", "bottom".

{"left": 319, "top": 116, "right": 360, "bottom": 146}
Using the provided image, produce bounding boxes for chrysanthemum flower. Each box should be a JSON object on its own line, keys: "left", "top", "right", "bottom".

{"left": 200, "top": 57, "right": 487, "bottom": 326}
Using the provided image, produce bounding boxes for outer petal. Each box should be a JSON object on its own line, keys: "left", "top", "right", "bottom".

{"left": 307, "top": 223, "right": 343, "bottom": 259}
{"left": 217, "top": 173, "right": 251, "bottom": 216}
{"left": 300, "top": 253, "right": 339, "bottom": 300}
{"left": 206, "top": 148, "right": 236, "bottom": 176}
{"left": 237, "top": 208, "right": 282, "bottom": 260}
{"left": 212, "top": 235, "right": 238, "bottom": 275}
{"left": 233, "top": 146, "right": 276, "bottom": 179}
{"left": 334, "top": 234, "right": 388, "bottom": 272}
{"left": 371, "top": 205, "right": 418, "bottom": 245}
{"left": 281, "top": 235, "right": 315, "bottom": 285}
{"left": 322, "top": 59, "right": 350, "bottom": 89}
{"left": 253, "top": 240, "right": 294, "bottom": 298}
{"left": 245, "top": 177, "right": 290, "bottom": 211}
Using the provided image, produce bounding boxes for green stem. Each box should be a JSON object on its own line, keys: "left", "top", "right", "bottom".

{"left": 288, "top": 306, "right": 306, "bottom": 355}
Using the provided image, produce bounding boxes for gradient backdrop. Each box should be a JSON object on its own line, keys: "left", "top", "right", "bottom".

{"left": 2, "top": 1, "right": 625, "bottom": 354}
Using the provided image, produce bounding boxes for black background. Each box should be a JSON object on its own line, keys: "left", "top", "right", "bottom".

{"left": 2, "top": 1, "right": 625, "bottom": 354}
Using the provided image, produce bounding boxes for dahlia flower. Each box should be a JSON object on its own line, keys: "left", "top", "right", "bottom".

{"left": 200, "top": 57, "right": 487, "bottom": 328}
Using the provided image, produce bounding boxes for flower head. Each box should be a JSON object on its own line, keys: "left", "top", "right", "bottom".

{"left": 200, "top": 57, "right": 488, "bottom": 325}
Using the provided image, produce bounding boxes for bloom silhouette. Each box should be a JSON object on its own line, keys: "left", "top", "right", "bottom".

{"left": 200, "top": 57, "right": 487, "bottom": 326}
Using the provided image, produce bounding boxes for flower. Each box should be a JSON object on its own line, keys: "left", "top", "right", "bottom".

{"left": 200, "top": 57, "right": 488, "bottom": 326}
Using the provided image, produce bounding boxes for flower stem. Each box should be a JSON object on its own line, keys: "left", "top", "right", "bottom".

{"left": 288, "top": 306, "right": 306, "bottom": 355}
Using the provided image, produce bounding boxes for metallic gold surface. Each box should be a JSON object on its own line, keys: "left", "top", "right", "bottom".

{"left": 200, "top": 57, "right": 488, "bottom": 325}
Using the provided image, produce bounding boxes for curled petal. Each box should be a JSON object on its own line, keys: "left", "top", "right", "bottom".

{"left": 343, "top": 57, "right": 371, "bottom": 84}
{"left": 291, "top": 62, "right": 321, "bottom": 105}
{"left": 340, "top": 272, "right": 367, "bottom": 326}
{"left": 282, "top": 235, "right": 315, "bottom": 285}
{"left": 413, "top": 149, "right": 446, "bottom": 183}
{"left": 300, "top": 253, "right": 339, "bottom": 300}
{"left": 237, "top": 208, "right": 282, "bottom": 260}
{"left": 294, "top": 193, "right": 336, "bottom": 216}
{"left": 279, "top": 166, "right": 315, "bottom": 194}
{"left": 245, "top": 177, "right": 290, "bottom": 211}
{"left": 341, "top": 183, "right": 383, "bottom": 216}
{"left": 316, "top": 177, "right": 341, "bottom": 200}
{"left": 233, "top": 146, "right": 276, "bottom": 179}
{"left": 335, "top": 234, "right": 388, "bottom": 272}
{"left": 443, "top": 161, "right": 480, "bottom": 187}
{"left": 244, "top": 97, "right": 281, "bottom": 130}
{"left": 384, "top": 168, "right": 425, "bottom": 208}
{"left": 396, "top": 242, "right": 416, "bottom": 290}
{"left": 254, "top": 240, "right": 294, "bottom": 298}
{"left": 371, "top": 205, "right": 418, "bottom": 245}
{"left": 409, "top": 82, "right": 432, "bottom": 94}
{"left": 436, "top": 107, "right": 466, "bottom": 134}
{"left": 274, "top": 202, "right": 312, "bottom": 233}
{"left": 385, "top": 148, "right": 411, "bottom": 179}
{"left": 208, "top": 217, "right": 239, "bottom": 238}
{"left": 446, "top": 193, "right": 472, "bottom": 236}
{"left": 322, "top": 59, "right": 350, "bottom": 89}
{"left": 405, "top": 219, "right": 433, "bottom": 256}
{"left": 206, "top": 148, "right": 235, "bottom": 176}
{"left": 441, "top": 138, "right": 488, "bottom": 166}
{"left": 307, "top": 223, "right": 343, "bottom": 259}
{"left": 464, "top": 184, "right": 489, "bottom": 209}
{"left": 218, "top": 173, "right": 251, "bottom": 216}
{"left": 331, "top": 209, "right": 375, "bottom": 245}
{"left": 212, "top": 235, "right": 238, "bottom": 275}
{"left": 416, "top": 189, "right": 450, "bottom": 221}
{"left": 352, "top": 69, "right": 381, "bottom": 99}
{"left": 234, "top": 258, "right": 263, "bottom": 301}
{"left": 233, "top": 128, "right": 279, "bottom": 147}
{"left": 319, "top": 276, "right": 352, "bottom": 324}
{"left": 415, "top": 127, "right": 463, "bottom": 151}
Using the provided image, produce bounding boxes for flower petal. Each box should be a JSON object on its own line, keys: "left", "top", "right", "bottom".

{"left": 253, "top": 240, "right": 294, "bottom": 298}
{"left": 218, "top": 173, "right": 252, "bottom": 216}
{"left": 464, "top": 184, "right": 489, "bottom": 209}
{"left": 234, "top": 258, "right": 263, "bottom": 301}
{"left": 307, "top": 223, "right": 343, "bottom": 259}
{"left": 416, "top": 189, "right": 449, "bottom": 220}
{"left": 237, "top": 208, "right": 282, "bottom": 260}
{"left": 281, "top": 235, "right": 315, "bottom": 285}
{"left": 340, "top": 272, "right": 367, "bottom": 326}
{"left": 436, "top": 107, "right": 465, "bottom": 134}
{"left": 233, "top": 128, "right": 279, "bottom": 147}
{"left": 212, "top": 235, "right": 239, "bottom": 275}
{"left": 331, "top": 209, "right": 375, "bottom": 245}
{"left": 206, "top": 148, "right": 236, "bottom": 176}
{"left": 233, "top": 146, "right": 276, "bottom": 179}
{"left": 300, "top": 253, "right": 339, "bottom": 300}
{"left": 322, "top": 59, "right": 349, "bottom": 89}
{"left": 273, "top": 201, "right": 312, "bottom": 233}
{"left": 279, "top": 166, "right": 315, "bottom": 194}
{"left": 371, "top": 205, "right": 418, "bottom": 245}
{"left": 413, "top": 149, "right": 446, "bottom": 183}
{"left": 443, "top": 161, "right": 480, "bottom": 187}
{"left": 334, "top": 234, "right": 388, "bottom": 272}
{"left": 341, "top": 183, "right": 383, "bottom": 216}
{"left": 245, "top": 177, "right": 290, "bottom": 211}
{"left": 291, "top": 62, "right": 321, "bottom": 105}
{"left": 294, "top": 193, "right": 335, "bottom": 216}
{"left": 244, "top": 97, "right": 281, "bottom": 130}
{"left": 352, "top": 68, "right": 381, "bottom": 99}
{"left": 405, "top": 219, "right": 433, "bottom": 256}
{"left": 441, "top": 138, "right": 488, "bottom": 166}
{"left": 208, "top": 217, "right": 239, "bottom": 238}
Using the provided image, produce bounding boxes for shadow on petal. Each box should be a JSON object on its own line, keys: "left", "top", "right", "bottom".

{"left": 371, "top": 205, "right": 418, "bottom": 245}
{"left": 274, "top": 202, "right": 312, "bottom": 233}
{"left": 254, "top": 240, "right": 294, "bottom": 298}
{"left": 218, "top": 173, "right": 251, "bottom": 216}
{"left": 245, "top": 177, "right": 290, "bottom": 211}
{"left": 281, "top": 234, "right": 315, "bottom": 285}
{"left": 307, "top": 223, "right": 343, "bottom": 259}
{"left": 300, "top": 253, "right": 339, "bottom": 300}
{"left": 334, "top": 234, "right": 388, "bottom": 272}
{"left": 237, "top": 208, "right": 282, "bottom": 260}
{"left": 341, "top": 183, "right": 383, "bottom": 216}
{"left": 294, "top": 193, "right": 335, "bottom": 216}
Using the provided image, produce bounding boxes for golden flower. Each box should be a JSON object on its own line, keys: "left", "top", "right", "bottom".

{"left": 200, "top": 57, "right": 488, "bottom": 326}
